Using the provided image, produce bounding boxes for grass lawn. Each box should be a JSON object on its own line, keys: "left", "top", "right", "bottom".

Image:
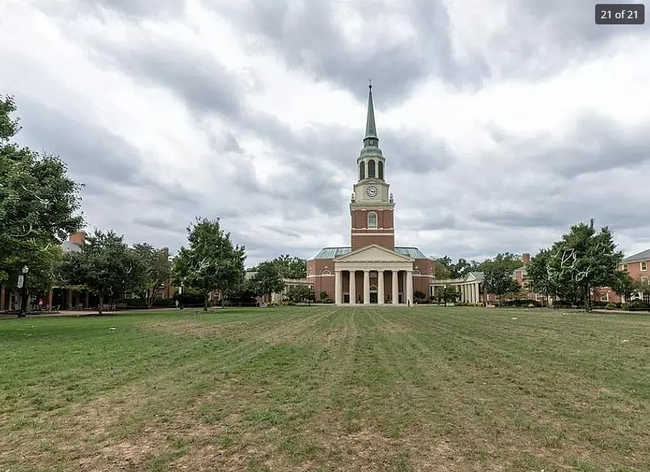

{"left": 1, "top": 306, "right": 649, "bottom": 471}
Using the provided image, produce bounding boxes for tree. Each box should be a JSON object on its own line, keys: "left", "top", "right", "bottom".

{"left": 270, "top": 255, "right": 306, "bottom": 279}
{"left": 483, "top": 264, "right": 520, "bottom": 304}
{"left": 59, "top": 230, "right": 141, "bottom": 315}
{"left": 634, "top": 278, "right": 650, "bottom": 298}
{"left": 478, "top": 252, "right": 523, "bottom": 273}
{"left": 0, "top": 95, "right": 84, "bottom": 285}
{"left": 131, "top": 243, "right": 172, "bottom": 308}
{"left": 546, "top": 220, "right": 623, "bottom": 311}
{"left": 612, "top": 270, "right": 636, "bottom": 303}
{"left": 250, "top": 260, "right": 285, "bottom": 301}
{"left": 172, "top": 217, "right": 246, "bottom": 312}
{"left": 526, "top": 249, "right": 556, "bottom": 306}
{"left": 433, "top": 259, "right": 451, "bottom": 279}
{"left": 438, "top": 285, "right": 459, "bottom": 304}
{"left": 413, "top": 290, "right": 426, "bottom": 303}
{"left": 285, "top": 285, "right": 313, "bottom": 303}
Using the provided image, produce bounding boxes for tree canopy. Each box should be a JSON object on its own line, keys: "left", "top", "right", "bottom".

{"left": 59, "top": 230, "right": 142, "bottom": 315}
{"left": 526, "top": 220, "right": 623, "bottom": 311}
{"left": 250, "top": 261, "right": 285, "bottom": 299}
{"left": 172, "top": 217, "right": 246, "bottom": 311}
{"left": 0, "top": 95, "right": 83, "bottom": 285}
{"left": 131, "top": 243, "right": 172, "bottom": 308}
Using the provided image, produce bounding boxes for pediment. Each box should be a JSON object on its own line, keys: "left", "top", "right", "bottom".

{"left": 334, "top": 244, "right": 413, "bottom": 263}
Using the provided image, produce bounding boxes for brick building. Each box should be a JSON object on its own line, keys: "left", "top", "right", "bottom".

{"left": 306, "top": 84, "right": 434, "bottom": 305}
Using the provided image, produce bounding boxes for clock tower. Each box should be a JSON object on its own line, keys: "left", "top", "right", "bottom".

{"left": 350, "top": 84, "right": 395, "bottom": 252}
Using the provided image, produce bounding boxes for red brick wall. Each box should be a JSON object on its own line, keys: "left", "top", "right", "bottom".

{"left": 69, "top": 231, "right": 86, "bottom": 245}
{"left": 350, "top": 208, "right": 395, "bottom": 251}
{"left": 307, "top": 259, "right": 336, "bottom": 300}
{"left": 351, "top": 234, "right": 395, "bottom": 252}
{"left": 621, "top": 259, "right": 650, "bottom": 281}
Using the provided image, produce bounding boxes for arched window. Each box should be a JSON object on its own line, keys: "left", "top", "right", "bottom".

{"left": 368, "top": 160, "right": 375, "bottom": 178}
{"left": 359, "top": 162, "right": 365, "bottom": 180}
{"left": 368, "top": 212, "right": 378, "bottom": 229}
{"left": 378, "top": 161, "right": 384, "bottom": 180}
{"left": 321, "top": 269, "right": 332, "bottom": 275}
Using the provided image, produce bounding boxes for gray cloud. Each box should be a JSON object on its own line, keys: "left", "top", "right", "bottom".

{"left": 3, "top": 0, "right": 649, "bottom": 266}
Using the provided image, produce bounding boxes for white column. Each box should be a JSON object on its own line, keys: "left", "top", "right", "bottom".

{"left": 473, "top": 283, "right": 479, "bottom": 303}
{"left": 335, "top": 270, "right": 342, "bottom": 305}
{"left": 406, "top": 270, "right": 413, "bottom": 306}
{"left": 363, "top": 270, "right": 370, "bottom": 304}
{"left": 378, "top": 271, "right": 385, "bottom": 304}
{"left": 349, "top": 270, "right": 356, "bottom": 305}
{"left": 392, "top": 270, "right": 399, "bottom": 304}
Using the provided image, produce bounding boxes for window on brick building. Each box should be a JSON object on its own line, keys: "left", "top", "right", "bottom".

{"left": 600, "top": 293, "right": 609, "bottom": 302}
{"left": 623, "top": 264, "right": 628, "bottom": 271}
{"left": 641, "top": 261, "right": 647, "bottom": 271}
{"left": 367, "top": 212, "right": 377, "bottom": 229}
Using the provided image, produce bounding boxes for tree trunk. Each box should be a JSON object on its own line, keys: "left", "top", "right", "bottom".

{"left": 584, "top": 286, "right": 591, "bottom": 312}
{"left": 98, "top": 294, "right": 104, "bottom": 316}
{"left": 204, "top": 294, "right": 209, "bottom": 312}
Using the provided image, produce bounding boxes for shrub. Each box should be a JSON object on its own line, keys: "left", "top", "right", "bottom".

{"left": 502, "top": 299, "right": 542, "bottom": 308}
{"left": 627, "top": 300, "right": 650, "bottom": 311}
{"left": 605, "top": 302, "right": 618, "bottom": 310}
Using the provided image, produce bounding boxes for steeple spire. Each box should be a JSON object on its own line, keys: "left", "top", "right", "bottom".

{"left": 363, "top": 81, "right": 377, "bottom": 147}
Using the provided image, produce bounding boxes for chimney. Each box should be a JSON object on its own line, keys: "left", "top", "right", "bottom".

{"left": 68, "top": 231, "right": 86, "bottom": 245}
{"left": 522, "top": 253, "right": 531, "bottom": 266}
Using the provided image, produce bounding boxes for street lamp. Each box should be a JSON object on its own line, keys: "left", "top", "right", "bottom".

{"left": 18, "top": 265, "right": 29, "bottom": 318}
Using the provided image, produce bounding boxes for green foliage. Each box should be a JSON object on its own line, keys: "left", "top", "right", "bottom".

{"left": 626, "top": 299, "right": 650, "bottom": 311}
{"left": 59, "top": 230, "right": 143, "bottom": 314}
{"left": 172, "top": 217, "right": 246, "bottom": 311}
{"left": 250, "top": 260, "right": 285, "bottom": 298}
{"left": 413, "top": 290, "right": 426, "bottom": 302}
{"left": 478, "top": 252, "right": 523, "bottom": 273}
{"left": 270, "top": 254, "right": 306, "bottom": 279}
{"left": 436, "top": 285, "right": 459, "bottom": 303}
{"left": 285, "top": 285, "right": 315, "bottom": 303}
{"left": 0, "top": 95, "right": 83, "bottom": 284}
{"left": 612, "top": 270, "right": 636, "bottom": 301}
{"left": 436, "top": 255, "right": 481, "bottom": 279}
{"left": 131, "top": 243, "right": 172, "bottom": 308}
{"left": 634, "top": 278, "right": 650, "bottom": 296}
{"left": 547, "top": 220, "right": 623, "bottom": 311}
{"left": 526, "top": 249, "right": 555, "bottom": 300}
{"left": 483, "top": 265, "right": 520, "bottom": 300}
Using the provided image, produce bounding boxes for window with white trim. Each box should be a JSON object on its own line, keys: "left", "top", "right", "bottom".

{"left": 600, "top": 292, "right": 609, "bottom": 302}
{"left": 641, "top": 261, "right": 647, "bottom": 271}
{"left": 367, "top": 212, "right": 378, "bottom": 229}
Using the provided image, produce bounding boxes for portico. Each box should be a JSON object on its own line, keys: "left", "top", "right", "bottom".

{"left": 333, "top": 244, "right": 414, "bottom": 305}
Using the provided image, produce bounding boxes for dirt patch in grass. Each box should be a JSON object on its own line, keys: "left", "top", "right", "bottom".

{"left": 142, "top": 320, "right": 249, "bottom": 338}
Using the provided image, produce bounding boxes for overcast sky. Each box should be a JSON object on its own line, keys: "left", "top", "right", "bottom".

{"left": 2, "top": 0, "right": 649, "bottom": 266}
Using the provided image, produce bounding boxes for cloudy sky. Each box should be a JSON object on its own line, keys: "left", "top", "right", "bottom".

{"left": 2, "top": 0, "right": 649, "bottom": 266}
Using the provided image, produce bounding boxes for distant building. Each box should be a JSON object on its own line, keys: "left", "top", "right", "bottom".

{"left": 306, "top": 84, "right": 434, "bottom": 305}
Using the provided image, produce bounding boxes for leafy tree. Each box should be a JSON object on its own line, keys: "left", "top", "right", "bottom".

{"left": 547, "top": 220, "right": 623, "bottom": 311}
{"left": 285, "top": 285, "right": 314, "bottom": 303}
{"left": 478, "top": 252, "right": 522, "bottom": 273}
{"left": 413, "top": 290, "right": 426, "bottom": 303}
{"left": 433, "top": 259, "right": 451, "bottom": 279}
{"left": 526, "top": 249, "right": 556, "bottom": 306}
{"left": 172, "top": 217, "right": 246, "bottom": 312}
{"left": 634, "top": 278, "right": 650, "bottom": 297}
{"left": 437, "top": 285, "right": 459, "bottom": 304}
{"left": 0, "top": 95, "right": 83, "bottom": 285}
{"left": 131, "top": 243, "right": 172, "bottom": 308}
{"left": 59, "top": 230, "right": 141, "bottom": 315}
{"left": 251, "top": 261, "right": 285, "bottom": 300}
{"left": 271, "top": 255, "right": 306, "bottom": 279}
{"left": 483, "top": 265, "right": 520, "bottom": 303}
{"left": 612, "top": 270, "right": 636, "bottom": 302}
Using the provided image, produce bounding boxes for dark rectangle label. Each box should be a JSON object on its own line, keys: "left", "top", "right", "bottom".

{"left": 596, "top": 4, "right": 645, "bottom": 24}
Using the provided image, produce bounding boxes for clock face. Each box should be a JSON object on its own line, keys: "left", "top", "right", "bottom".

{"left": 366, "top": 186, "right": 378, "bottom": 197}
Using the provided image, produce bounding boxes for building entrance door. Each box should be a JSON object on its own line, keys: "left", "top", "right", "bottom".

{"left": 370, "top": 291, "right": 378, "bottom": 303}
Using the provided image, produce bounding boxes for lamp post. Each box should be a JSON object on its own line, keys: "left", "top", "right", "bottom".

{"left": 18, "top": 265, "right": 29, "bottom": 318}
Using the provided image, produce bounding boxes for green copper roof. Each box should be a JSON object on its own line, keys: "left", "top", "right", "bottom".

{"left": 312, "top": 246, "right": 430, "bottom": 260}
{"left": 365, "top": 84, "right": 377, "bottom": 140}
